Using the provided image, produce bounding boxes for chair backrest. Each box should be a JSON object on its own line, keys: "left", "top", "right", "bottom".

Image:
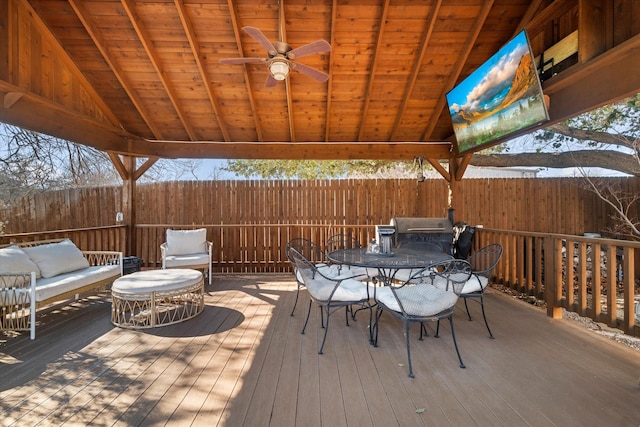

{"left": 389, "top": 259, "right": 472, "bottom": 317}
{"left": 288, "top": 247, "right": 342, "bottom": 302}
{"left": 468, "top": 243, "right": 503, "bottom": 278}
{"left": 325, "top": 234, "right": 362, "bottom": 253}
{"left": 417, "top": 259, "right": 473, "bottom": 296}
{"left": 285, "top": 238, "right": 327, "bottom": 265}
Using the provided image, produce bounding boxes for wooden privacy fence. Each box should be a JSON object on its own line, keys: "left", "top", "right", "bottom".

{"left": 4, "top": 177, "right": 640, "bottom": 236}
{"left": 0, "top": 225, "right": 126, "bottom": 253}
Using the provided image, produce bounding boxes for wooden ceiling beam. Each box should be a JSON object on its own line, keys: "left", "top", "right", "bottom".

{"left": 421, "top": 0, "right": 495, "bottom": 141}
{"left": 68, "top": 0, "right": 165, "bottom": 139}
{"left": 225, "top": 0, "right": 264, "bottom": 142}
{"left": 357, "top": 0, "right": 391, "bottom": 142}
{"left": 390, "top": 0, "right": 443, "bottom": 141}
{"left": 113, "top": 141, "right": 453, "bottom": 161}
{"left": 0, "top": 83, "right": 133, "bottom": 152}
{"left": 121, "top": 0, "right": 197, "bottom": 141}
{"left": 543, "top": 32, "right": 640, "bottom": 124}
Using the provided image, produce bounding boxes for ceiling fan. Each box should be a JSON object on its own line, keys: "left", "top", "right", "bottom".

{"left": 219, "top": 26, "right": 331, "bottom": 87}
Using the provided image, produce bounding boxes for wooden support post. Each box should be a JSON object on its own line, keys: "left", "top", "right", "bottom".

{"left": 546, "top": 237, "right": 563, "bottom": 318}
{"left": 622, "top": 247, "right": 635, "bottom": 335}
{"left": 122, "top": 156, "right": 137, "bottom": 257}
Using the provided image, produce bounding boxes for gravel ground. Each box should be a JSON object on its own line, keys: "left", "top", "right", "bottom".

{"left": 562, "top": 309, "right": 640, "bottom": 352}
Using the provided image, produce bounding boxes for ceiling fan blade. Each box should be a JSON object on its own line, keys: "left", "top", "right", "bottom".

{"left": 243, "top": 26, "right": 277, "bottom": 56}
{"left": 219, "top": 57, "right": 265, "bottom": 65}
{"left": 287, "top": 40, "right": 331, "bottom": 60}
{"left": 264, "top": 74, "right": 279, "bottom": 88}
{"left": 291, "top": 62, "right": 329, "bottom": 83}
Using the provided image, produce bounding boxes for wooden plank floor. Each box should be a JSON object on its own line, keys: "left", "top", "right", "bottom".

{"left": 1, "top": 273, "right": 639, "bottom": 426}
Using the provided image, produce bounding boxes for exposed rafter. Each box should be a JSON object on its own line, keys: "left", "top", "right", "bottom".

{"left": 324, "top": 0, "right": 338, "bottom": 142}
{"left": 3, "top": 0, "right": 639, "bottom": 164}
{"left": 121, "top": 0, "right": 197, "bottom": 141}
{"left": 515, "top": 0, "right": 548, "bottom": 34}
{"left": 280, "top": 0, "right": 296, "bottom": 142}
{"left": 68, "top": 0, "right": 165, "bottom": 139}
{"left": 390, "top": 0, "right": 443, "bottom": 141}
{"left": 421, "top": 0, "right": 495, "bottom": 141}
{"left": 224, "top": 0, "right": 263, "bottom": 142}
{"left": 357, "top": 0, "right": 391, "bottom": 142}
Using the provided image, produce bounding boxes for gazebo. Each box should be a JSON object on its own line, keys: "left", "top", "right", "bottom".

{"left": 1, "top": 2, "right": 640, "bottom": 424}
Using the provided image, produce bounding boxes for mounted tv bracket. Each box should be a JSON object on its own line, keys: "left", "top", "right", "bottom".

{"left": 535, "top": 30, "right": 578, "bottom": 82}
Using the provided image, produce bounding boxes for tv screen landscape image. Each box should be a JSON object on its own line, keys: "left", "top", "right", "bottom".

{"left": 446, "top": 30, "right": 549, "bottom": 154}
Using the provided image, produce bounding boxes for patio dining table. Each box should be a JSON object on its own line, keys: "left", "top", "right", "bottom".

{"left": 327, "top": 247, "right": 453, "bottom": 286}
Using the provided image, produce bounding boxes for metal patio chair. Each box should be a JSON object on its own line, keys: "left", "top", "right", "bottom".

{"left": 289, "top": 247, "right": 373, "bottom": 354}
{"left": 372, "top": 259, "right": 472, "bottom": 378}
{"left": 286, "top": 237, "right": 368, "bottom": 317}
{"left": 460, "top": 243, "right": 503, "bottom": 339}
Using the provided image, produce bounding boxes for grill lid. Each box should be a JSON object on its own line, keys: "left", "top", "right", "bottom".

{"left": 391, "top": 217, "right": 453, "bottom": 234}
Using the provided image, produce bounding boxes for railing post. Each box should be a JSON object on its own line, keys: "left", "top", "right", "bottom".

{"left": 622, "top": 247, "right": 635, "bottom": 335}
{"left": 545, "top": 237, "right": 563, "bottom": 318}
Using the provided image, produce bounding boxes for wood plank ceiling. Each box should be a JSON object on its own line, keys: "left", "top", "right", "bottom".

{"left": 2, "top": 0, "right": 640, "bottom": 161}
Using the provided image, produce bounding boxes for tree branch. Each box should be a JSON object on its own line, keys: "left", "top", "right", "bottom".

{"left": 470, "top": 150, "right": 640, "bottom": 176}
{"left": 547, "top": 123, "right": 639, "bottom": 149}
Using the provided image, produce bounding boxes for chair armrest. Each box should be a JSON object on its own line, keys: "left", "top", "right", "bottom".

{"left": 83, "top": 251, "right": 123, "bottom": 276}
{"left": 82, "top": 251, "right": 123, "bottom": 266}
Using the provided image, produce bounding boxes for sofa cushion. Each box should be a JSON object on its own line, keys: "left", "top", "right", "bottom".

{"left": 0, "top": 245, "right": 42, "bottom": 286}
{"left": 166, "top": 229, "right": 208, "bottom": 255}
{"left": 23, "top": 239, "right": 90, "bottom": 279}
{"left": 32, "top": 264, "right": 120, "bottom": 302}
{"left": 375, "top": 285, "right": 457, "bottom": 317}
{"left": 164, "top": 253, "right": 210, "bottom": 268}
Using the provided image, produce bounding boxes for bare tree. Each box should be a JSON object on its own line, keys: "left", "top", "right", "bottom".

{"left": 0, "top": 124, "right": 119, "bottom": 202}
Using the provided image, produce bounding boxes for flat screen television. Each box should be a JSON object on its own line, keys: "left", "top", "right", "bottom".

{"left": 446, "top": 29, "right": 549, "bottom": 155}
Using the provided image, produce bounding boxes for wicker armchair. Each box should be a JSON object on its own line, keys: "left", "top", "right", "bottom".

{"left": 161, "top": 228, "right": 212, "bottom": 286}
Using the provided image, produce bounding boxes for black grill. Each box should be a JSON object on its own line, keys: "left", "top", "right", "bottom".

{"left": 390, "top": 217, "right": 454, "bottom": 255}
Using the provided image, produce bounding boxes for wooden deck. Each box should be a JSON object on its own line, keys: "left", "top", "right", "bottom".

{"left": 1, "top": 273, "right": 639, "bottom": 426}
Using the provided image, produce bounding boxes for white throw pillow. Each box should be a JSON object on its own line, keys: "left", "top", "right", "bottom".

{"left": 23, "top": 239, "right": 90, "bottom": 279}
{"left": 0, "top": 245, "right": 42, "bottom": 283}
{"left": 166, "top": 228, "right": 208, "bottom": 256}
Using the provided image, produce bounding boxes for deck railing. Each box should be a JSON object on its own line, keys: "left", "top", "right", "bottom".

{"left": 476, "top": 228, "right": 639, "bottom": 336}
{"left": 2, "top": 224, "right": 637, "bottom": 336}
{"left": 134, "top": 223, "right": 378, "bottom": 272}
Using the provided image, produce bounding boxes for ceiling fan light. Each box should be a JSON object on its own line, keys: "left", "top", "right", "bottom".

{"left": 269, "top": 60, "right": 290, "bottom": 80}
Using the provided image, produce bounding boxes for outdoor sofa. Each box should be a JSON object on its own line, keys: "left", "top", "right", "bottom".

{"left": 0, "top": 238, "right": 122, "bottom": 339}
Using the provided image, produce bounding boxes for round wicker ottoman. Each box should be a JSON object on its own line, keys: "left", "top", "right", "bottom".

{"left": 111, "top": 269, "right": 204, "bottom": 329}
